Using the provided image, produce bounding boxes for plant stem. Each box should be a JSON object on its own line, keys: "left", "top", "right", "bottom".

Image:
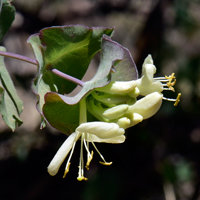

{"left": 79, "top": 97, "right": 87, "bottom": 124}
{"left": 51, "top": 68, "right": 84, "bottom": 87}
{"left": 0, "top": 50, "right": 85, "bottom": 87}
{"left": 0, "top": 50, "right": 38, "bottom": 65}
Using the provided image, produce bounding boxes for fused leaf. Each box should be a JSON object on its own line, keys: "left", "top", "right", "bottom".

{"left": 28, "top": 25, "right": 114, "bottom": 115}
{"left": 0, "top": 46, "right": 23, "bottom": 131}
{"left": 43, "top": 35, "right": 138, "bottom": 133}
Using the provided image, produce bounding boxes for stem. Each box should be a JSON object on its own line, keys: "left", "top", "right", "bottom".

{"left": 51, "top": 68, "right": 84, "bottom": 87}
{"left": 0, "top": 50, "right": 38, "bottom": 65}
{"left": 79, "top": 97, "right": 87, "bottom": 124}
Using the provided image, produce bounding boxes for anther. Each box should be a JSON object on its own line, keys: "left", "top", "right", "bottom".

{"left": 99, "top": 161, "right": 113, "bottom": 166}
{"left": 86, "top": 151, "right": 94, "bottom": 170}
{"left": 165, "top": 73, "right": 175, "bottom": 80}
{"left": 162, "top": 92, "right": 181, "bottom": 106}
{"left": 77, "top": 176, "right": 88, "bottom": 181}
{"left": 174, "top": 93, "right": 181, "bottom": 106}
{"left": 63, "top": 162, "right": 71, "bottom": 178}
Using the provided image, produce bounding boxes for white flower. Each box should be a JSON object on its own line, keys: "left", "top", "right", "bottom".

{"left": 136, "top": 55, "right": 181, "bottom": 105}
{"left": 47, "top": 121, "right": 125, "bottom": 181}
{"left": 47, "top": 54, "right": 181, "bottom": 181}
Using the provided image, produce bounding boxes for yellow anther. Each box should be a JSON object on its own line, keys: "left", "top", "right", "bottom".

{"left": 77, "top": 176, "right": 88, "bottom": 181}
{"left": 165, "top": 73, "right": 176, "bottom": 92}
{"left": 174, "top": 93, "right": 181, "bottom": 106}
{"left": 63, "top": 162, "right": 71, "bottom": 178}
{"left": 99, "top": 161, "right": 113, "bottom": 166}
{"left": 170, "top": 78, "right": 176, "bottom": 86}
{"left": 86, "top": 151, "right": 94, "bottom": 170}
{"left": 165, "top": 73, "right": 175, "bottom": 80}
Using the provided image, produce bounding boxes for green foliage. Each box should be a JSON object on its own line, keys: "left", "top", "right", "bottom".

{"left": 0, "top": 46, "right": 23, "bottom": 131}
{"left": 28, "top": 25, "right": 114, "bottom": 115}
{"left": 0, "top": 0, "right": 15, "bottom": 42}
{"left": 43, "top": 35, "right": 138, "bottom": 134}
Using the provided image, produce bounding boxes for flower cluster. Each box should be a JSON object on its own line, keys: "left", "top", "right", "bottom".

{"left": 47, "top": 55, "right": 181, "bottom": 180}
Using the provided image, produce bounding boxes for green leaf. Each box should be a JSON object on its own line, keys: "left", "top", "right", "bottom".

{"left": 0, "top": 46, "right": 23, "bottom": 131}
{"left": 27, "top": 25, "right": 114, "bottom": 115}
{"left": 0, "top": 0, "right": 15, "bottom": 42}
{"left": 43, "top": 35, "right": 138, "bottom": 134}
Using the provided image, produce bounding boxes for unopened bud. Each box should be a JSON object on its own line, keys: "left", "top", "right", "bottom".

{"left": 127, "top": 92, "right": 163, "bottom": 119}
{"left": 115, "top": 117, "right": 130, "bottom": 129}
{"left": 96, "top": 80, "right": 137, "bottom": 94}
{"left": 92, "top": 92, "right": 131, "bottom": 105}
{"left": 103, "top": 104, "right": 129, "bottom": 120}
{"left": 128, "top": 87, "right": 140, "bottom": 98}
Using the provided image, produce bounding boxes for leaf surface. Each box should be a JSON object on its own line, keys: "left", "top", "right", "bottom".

{"left": 0, "top": 46, "right": 23, "bottom": 131}
{"left": 43, "top": 35, "right": 138, "bottom": 133}
{"left": 28, "top": 25, "right": 114, "bottom": 114}
{"left": 0, "top": 0, "right": 15, "bottom": 42}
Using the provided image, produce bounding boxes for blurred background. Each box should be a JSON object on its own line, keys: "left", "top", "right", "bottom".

{"left": 0, "top": 0, "right": 200, "bottom": 199}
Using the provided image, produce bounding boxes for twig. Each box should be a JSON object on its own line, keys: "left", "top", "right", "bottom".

{"left": 0, "top": 50, "right": 38, "bottom": 65}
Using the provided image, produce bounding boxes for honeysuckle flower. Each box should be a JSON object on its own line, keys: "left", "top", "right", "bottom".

{"left": 47, "top": 120, "right": 125, "bottom": 181}
{"left": 47, "top": 54, "right": 181, "bottom": 181}
{"left": 136, "top": 54, "right": 181, "bottom": 106}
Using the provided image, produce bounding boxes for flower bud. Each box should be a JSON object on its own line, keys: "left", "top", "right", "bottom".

{"left": 128, "top": 113, "right": 143, "bottom": 128}
{"left": 127, "top": 92, "right": 163, "bottom": 119}
{"left": 115, "top": 117, "right": 130, "bottom": 129}
{"left": 128, "top": 87, "right": 140, "bottom": 98}
{"left": 96, "top": 80, "right": 137, "bottom": 94}
{"left": 136, "top": 55, "right": 163, "bottom": 96}
{"left": 92, "top": 92, "right": 131, "bottom": 105}
{"left": 103, "top": 104, "right": 129, "bottom": 120}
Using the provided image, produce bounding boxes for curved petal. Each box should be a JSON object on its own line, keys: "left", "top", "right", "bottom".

{"left": 87, "top": 134, "right": 125, "bottom": 143}
{"left": 76, "top": 122, "right": 125, "bottom": 139}
{"left": 96, "top": 80, "right": 137, "bottom": 94}
{"left": 127, "top": 92, "right": 163, "bottom": 119}
{"left": 47, "top": 132, "right": 80, "bottom": 176}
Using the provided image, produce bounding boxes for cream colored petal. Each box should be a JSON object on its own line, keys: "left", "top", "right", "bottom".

{"left": 103, "top": 104, "right": 129, "bottom": 120}
{"left": 87, "top": 134, "right": 126, "bottom": 143}
{"left": 127, "top": 92, "right": 163, "bottom": 119}
{"left": 115, "top": 117, "right": 131, "bottom": 129}
{"left": 136, "top": 79, "right": 163, "bottom": 96}
{"left": 47, "top": 132, "right": 80, "bottom": 176}
{"left": 76, "top": 122, "right": 125, "bottom": 139}
{"left": 96, "top": 80, "right": 137, "bottom": 94}
{"left": 127, "top": 113, "right": 143, "bottom": 128}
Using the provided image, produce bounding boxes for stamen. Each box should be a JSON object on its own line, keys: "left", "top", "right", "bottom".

{"left": 162, "top": 93, "right": 181, "bottom": 106}
{"left": 174, "top": 93, "right": 181, "bottom": 106}
{"left": 92, "top": 142, "right": 112, "bottom": 165}
{"left": 86, "top": 151, "right": 94, "bottom": 170}
{"left": 165, "top": 73, "right": 175, "bottom": 80}
{"left": 163, "top": 88, "right": 174, "bottom": 91}
{"left": 77, "top": 176, "right": 88, "bottom": 181}
{"left": 99, "top": 161, "right": 113, "bottom": 166}
{"left": 77, "top": 134, "right": 86, "bottom": 181}
{"left": 154, "top": 77, "right": 168, "bottom": 81}
{"left": 83, "top": 138, "right": 91, "bottom": 155}
{"left": 63, "top": 162, "right": 71, "bottom": 178}
{"left": 162, "top": 97, "right": 176, "bottom": 102}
